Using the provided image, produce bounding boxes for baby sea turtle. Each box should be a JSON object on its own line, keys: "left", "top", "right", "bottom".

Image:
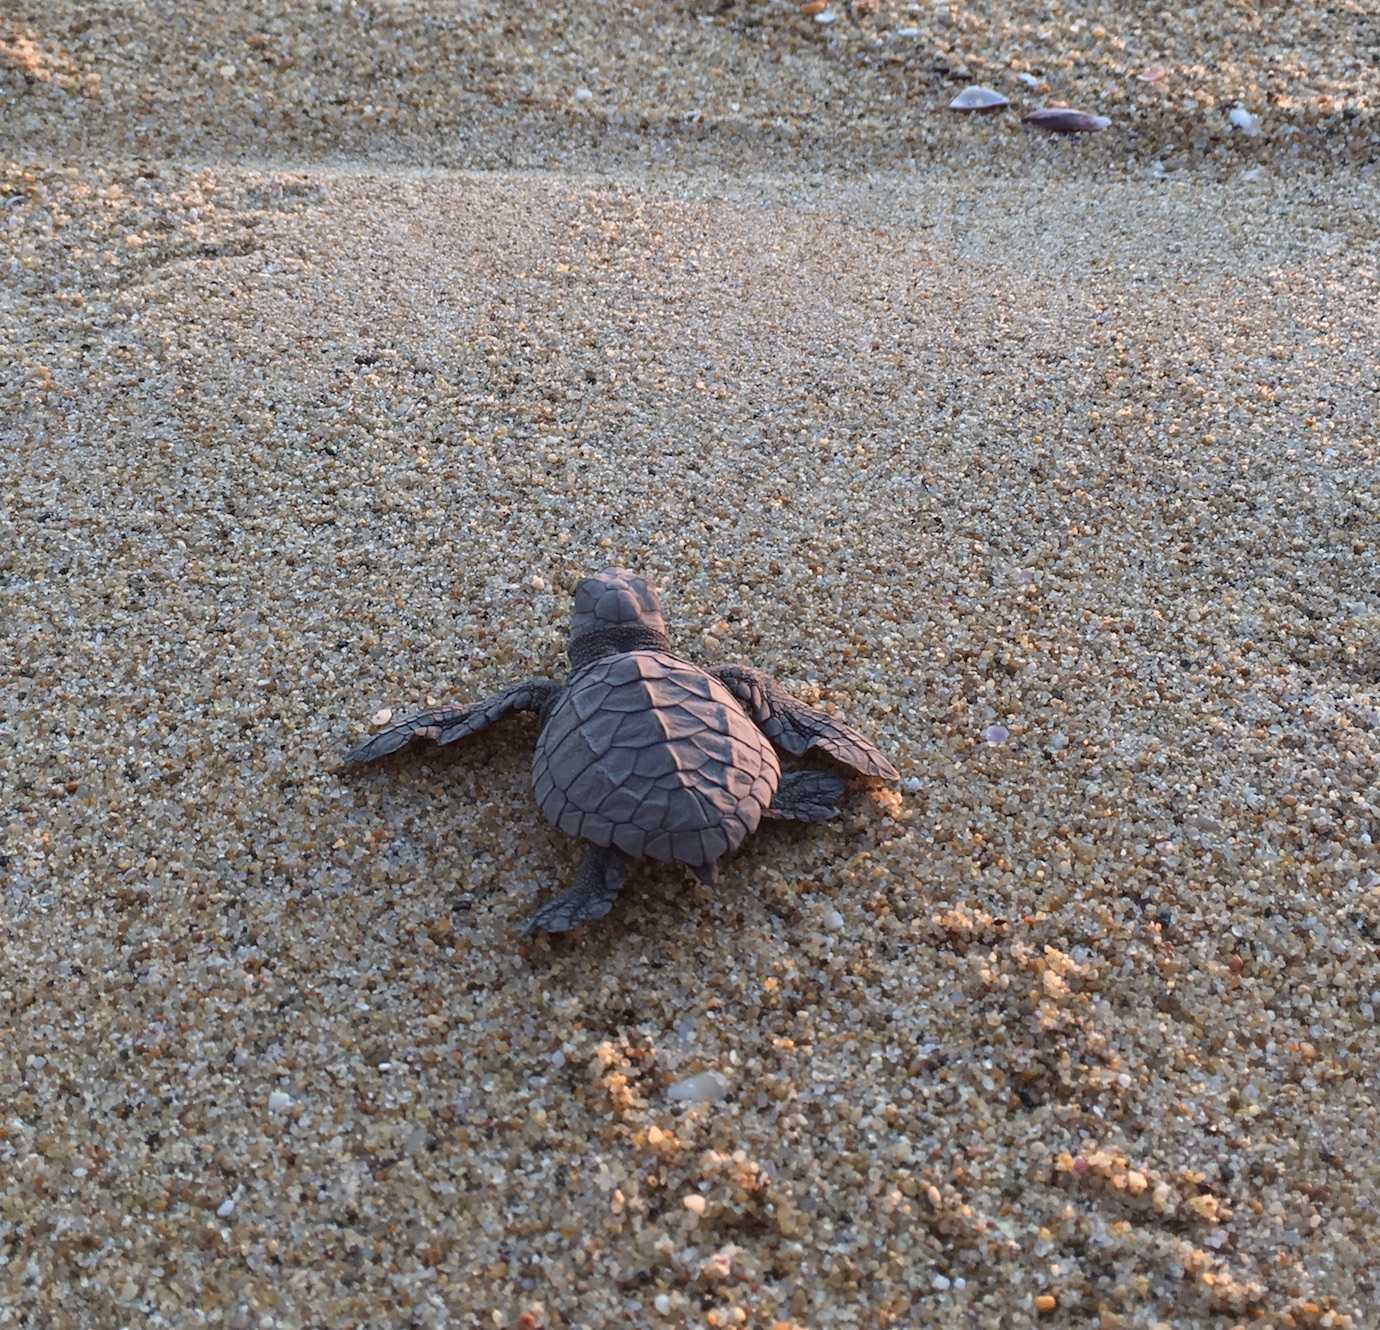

{"left": 344, "top": 569, "right": 899, "bottom": 935}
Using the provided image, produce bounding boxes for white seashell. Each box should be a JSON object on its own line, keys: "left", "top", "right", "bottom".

{"left": 948, "top": 85, "right": 1009, "bottom": 113}
{"left": 667, "top": 1070, "right": 730, "bottom": 1104}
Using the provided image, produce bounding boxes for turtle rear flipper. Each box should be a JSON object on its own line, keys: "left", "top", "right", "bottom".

{"left": 343, "top": 678, "right": 560, "bottom": 765}
{"left": 523, "top": 846, "right": 627, "bottom": 935}
{"left": 691, "top": 861, "right": 720, "bottom": 887}
{"left": 764, "top": 770, "right": 846, "bottom": 822}
{"left": 712, "top": 663, "right": 900, "bottom": 782}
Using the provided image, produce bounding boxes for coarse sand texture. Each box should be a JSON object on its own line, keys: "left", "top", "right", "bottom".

{"left": 3, "top": 2, "right": 1379, "bottom": 1327}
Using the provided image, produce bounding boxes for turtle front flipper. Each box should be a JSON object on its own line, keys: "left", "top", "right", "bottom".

{"left": 523, "top": 846, "right": 627, "bottom": 935}
{"left": 764, "top": 770, "right": 847, "bottom": 822}
{"left": 343, "top": 678, "right": 561, "bottom": 765}
{"left": 712, "top": 663, "right": 900, "bottom": 782}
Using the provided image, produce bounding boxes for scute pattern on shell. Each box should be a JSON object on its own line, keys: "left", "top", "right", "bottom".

{"left": 532, "top": 650, "right": 780, "bottom": 865}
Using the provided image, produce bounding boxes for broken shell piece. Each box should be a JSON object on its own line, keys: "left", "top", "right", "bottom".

{"left": 1227, "top": 105, "right": 1261, "bottom": 136}
{"left": 1022, "top": 107, "right": 1111, "bottom": 133}
{"left": 949, "top": 85, "right": 1009, "bottom": 113}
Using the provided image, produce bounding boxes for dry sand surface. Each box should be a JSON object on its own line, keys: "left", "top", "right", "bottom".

{"left": 3, "top": 2, "right": 1380, "bottom": 1328}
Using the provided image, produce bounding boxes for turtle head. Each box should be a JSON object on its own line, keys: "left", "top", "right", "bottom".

{"left": 568, "top": 568, "right": 671, "bottom": 668}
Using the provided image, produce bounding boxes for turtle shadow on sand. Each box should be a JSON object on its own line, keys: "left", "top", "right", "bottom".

{"left": 343, "top": 569, "right": 899, "bottom": 937}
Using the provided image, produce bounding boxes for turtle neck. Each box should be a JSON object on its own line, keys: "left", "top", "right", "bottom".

{"left": 567, "top": 625, "right": 673, "bottom": 672}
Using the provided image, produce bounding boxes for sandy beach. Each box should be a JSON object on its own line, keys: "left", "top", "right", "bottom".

{"left": 3, "top": 3, "right": 1379, "bottom": 1327}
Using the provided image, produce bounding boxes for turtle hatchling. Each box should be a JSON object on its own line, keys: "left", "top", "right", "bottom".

{"left": 344, "top": 569, "right": 900, "bottom": 935}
